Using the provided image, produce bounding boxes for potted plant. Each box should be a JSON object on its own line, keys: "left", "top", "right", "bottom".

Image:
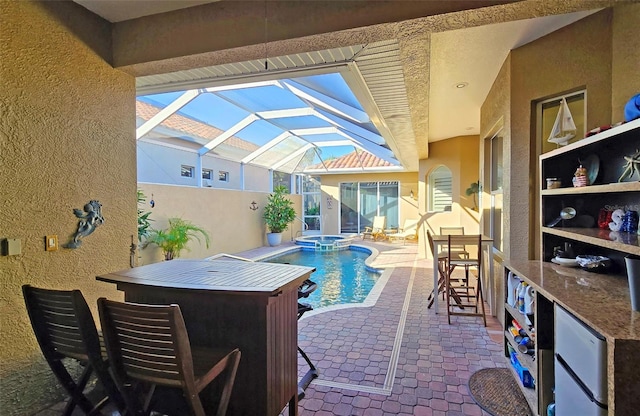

{"left": 263, "top": 185, "right": 297, "bottom": 246}
{"left": 144, "top": 217, "right": 210, "bottom": 260}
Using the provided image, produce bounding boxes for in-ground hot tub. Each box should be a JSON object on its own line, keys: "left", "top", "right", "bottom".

{"left": 294, "top": 235, "right": 354, "bottom": 250}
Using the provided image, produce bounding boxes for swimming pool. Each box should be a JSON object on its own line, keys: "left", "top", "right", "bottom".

{"left": 265, "top": 248, "right": 381, "bottom": 308}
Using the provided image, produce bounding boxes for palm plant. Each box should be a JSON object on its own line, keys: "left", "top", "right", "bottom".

{"left": 145, "top": 217, "right": 210, "bottom": 260}
{"left": 137, "top": 190, "right": 153, "bottom": 242}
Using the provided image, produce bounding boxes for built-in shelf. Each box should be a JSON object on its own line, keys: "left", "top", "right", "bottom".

{"left": 541, "top": 181, "right": 640, "bottom": 196}
{"left": 504, "top": 303, "right": 534, "bottom": 338}
{"left": 504, "top": 330, "right": 536, "bottom": 374}
{"left": 505, "top": 359, "right": 538, "bottom": 415}
{"left": 542, "top": 227, "right": 640, "bottom": 256}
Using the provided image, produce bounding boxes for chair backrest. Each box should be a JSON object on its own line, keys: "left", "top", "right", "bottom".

{"left": 447, "top": 235, "right": 482, "bottom": 265}
{"left": 427, "top": 230, "right": 436, "bottom": 256}
{"left": 22, "top": 285, "right": 102, "bottom": 365}
{"left": 98, "top": 298, "right": 194, "bottom": 388}
{"left": 23, "top": 285, "right": 125, "bottom": 413}
{"left": 440, "top": 227, "right": 466, "bottom": 252}
{"left": 372, "top": 215, "right": 386, "bottom": 230}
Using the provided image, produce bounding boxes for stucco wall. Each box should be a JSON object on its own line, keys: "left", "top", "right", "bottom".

{"left": 418, "top": 135, "right": 481, "bottom": 258}
{"left": 318, "top": 172, "right": 420, "bottom": 236}
{"left": 611, "top": 3, "right": 640, "bottom": 122}
{"left": 137, "top": 183, "right": 302, "bottom": 265}
{"left": 0, "top": 1, "right": 135, "bottom": 413}
{"left": 137, "top": 141, "right": 271, "bottom": 191}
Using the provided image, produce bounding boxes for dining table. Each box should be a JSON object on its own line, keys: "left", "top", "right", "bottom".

{"left": 430, "top": 234, "right": 495, "bottom": 314}
{"left": 97, "top": 258, "right": 316, "bottom": 416}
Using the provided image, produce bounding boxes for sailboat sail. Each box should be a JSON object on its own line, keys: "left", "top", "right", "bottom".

{"left": 548, "top": 97, "right": 577, "bottom": 145}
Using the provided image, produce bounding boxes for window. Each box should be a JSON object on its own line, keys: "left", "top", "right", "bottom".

{"left": 483, "top": 127, "right": 503, "bottom": 251}
{"left": 273, "top": 171, "right": 292, "bottom": 193}
{"left": 428, "top": 166, "right": 452, "bottom": 212}
{"left": 181, "top": 165, "right": 194, "bottom": 178}
{"left": 218, "top": 171, "right": 229, "bottom": 182}
{"left": 202, "top": 169, "right": 212, "bottom": 180}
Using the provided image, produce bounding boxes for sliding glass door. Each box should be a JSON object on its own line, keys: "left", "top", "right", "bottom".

{"left": 339, "top": 181, "right": 399, "bottom": 233}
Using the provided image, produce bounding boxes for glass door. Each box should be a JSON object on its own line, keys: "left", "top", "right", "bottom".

{"left": 303, "top": 176, "right": 321, "bottom": 235}
{"left": 340, "top": 182, "right": 358, "bottom": 233}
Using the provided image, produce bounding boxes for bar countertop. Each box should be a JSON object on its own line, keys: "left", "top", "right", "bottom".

{"left": 97, "top": 259, "right": 316, "bottom": 295}
{"left": 504, "top": 259, "right": 640, "bottom": 342}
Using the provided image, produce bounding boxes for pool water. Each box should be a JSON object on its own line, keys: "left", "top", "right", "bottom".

{"left": 266, "top": 249, "right": 380, "bottom": 308}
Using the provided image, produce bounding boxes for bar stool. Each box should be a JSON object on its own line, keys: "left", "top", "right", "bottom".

{"left": 22, "top": 285, "right": 126, "bottom": 415}
{"left": 445, "top": 234, "right": 486, "bottom": 326}
{"left": 98, "top": 298, "right": 241, "bottom": 416}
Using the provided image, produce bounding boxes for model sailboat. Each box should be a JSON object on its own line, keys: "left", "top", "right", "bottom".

{"left": 547, "top": 97, "right": 577, "bottom": 146}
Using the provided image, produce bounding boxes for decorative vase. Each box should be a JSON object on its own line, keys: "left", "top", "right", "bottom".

{"left": 624, "top": 256, "right": 640, "bottom": 312}
{"left": 266, "top": 232, "right": 282, "bottom": 247}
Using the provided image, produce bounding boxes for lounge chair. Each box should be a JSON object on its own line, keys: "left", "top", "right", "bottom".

{"left": 388, "top": 219, "right": 419, "bottom": 244}
{"left": 362, "top": 216, "right": 387, "bottom": 240}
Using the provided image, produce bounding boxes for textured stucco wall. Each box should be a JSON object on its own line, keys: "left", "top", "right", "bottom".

{"left": 318, "top": 171, "right": 420, "bottom": 236}
{"left": 510, "top": 8, "right": 615, "bottom": 262}
{"left": 418, "top": 135, "right": 481, "bottom": 258}
{"left": 611, "top": 3, "right": 640, "bottom": 122}
{"left": 0, "top": 1, "right": 136, "bottom": 414}
{"left": 136, "top": 183, "right": 302, "bottom": 265}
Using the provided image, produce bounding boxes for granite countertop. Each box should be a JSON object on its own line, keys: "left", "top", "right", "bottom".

{"left": 504, "top": 259, "right": 640, "bottom": 342}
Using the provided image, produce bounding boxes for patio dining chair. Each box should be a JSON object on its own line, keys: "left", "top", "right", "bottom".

{"left": 22, "top": 285, "right": 125, "bottom": 416}
{"left": 97, "top": 299, "right": 241, "bottom": 416}
{"left": 426, "top": 231, "right": 462, "bottom": 309}
{"left": 444, "top": 234, "right": 486, "bottom": 326}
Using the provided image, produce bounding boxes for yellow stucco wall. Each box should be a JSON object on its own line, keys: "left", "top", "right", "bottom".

{"left": 0, "top": 2, "right": 135, "bottom": 413}
{"left": 136, "top": 183, "right": 302, "bottom": 265}
{"left": 418, "top": 135, "right": 481, "bottom": 258}
{"left": 318, "top": 171, "right": 420, "bottom": 234}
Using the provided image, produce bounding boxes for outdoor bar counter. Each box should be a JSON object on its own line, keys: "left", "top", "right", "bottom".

{"left": 504, "top": 259, "right": 640, "bottom": 415}
{"left": 97, "top": 258, "right": 316, "bottom": 416}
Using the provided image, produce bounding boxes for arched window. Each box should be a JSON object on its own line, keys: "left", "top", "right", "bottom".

{"left": 428, "top": 166, "right": 453, "bottom": 212}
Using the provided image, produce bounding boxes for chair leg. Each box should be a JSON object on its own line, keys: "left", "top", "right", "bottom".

{"left": 215, "top": 349, "right": 241, "bottom": 416}
{"left": 56, "top": 361, "right": 96, "bottom": 416}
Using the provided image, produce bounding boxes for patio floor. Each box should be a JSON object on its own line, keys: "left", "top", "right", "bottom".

{"left": 36, "top": 240, "right": 505, "bottom": 416}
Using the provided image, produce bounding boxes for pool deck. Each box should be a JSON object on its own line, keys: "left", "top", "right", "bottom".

{"left": 36, "top": 239, "right": 504, "bottom": 416}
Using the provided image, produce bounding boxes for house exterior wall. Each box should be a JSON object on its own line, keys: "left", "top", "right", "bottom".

{"left": 318, "top": 172, "right": 419, "bottom": 235}
{"left": 137, "top": 183, "right": 302, "bottom": 265}
{"left": 418, "top": 135, "right": 481, "bottom": 258}
{"left": 137, "top": 141, "right": 271, "bottom": 191}
{"left": 0, "top": 1, "right": 135, "bottom": 413}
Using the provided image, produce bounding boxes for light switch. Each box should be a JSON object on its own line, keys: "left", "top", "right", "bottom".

{"left": 45, "top": 235, "right": 58, "bottom": 251}
{"left": 5, "top": 238, "right": 21, "bottom": 256}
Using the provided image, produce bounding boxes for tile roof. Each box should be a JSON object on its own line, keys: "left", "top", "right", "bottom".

{"left": 310, "top": 150, "right": 394, "bottom": 170}
{"left": 136, "top": 100, "right": 259, "bottom": 152}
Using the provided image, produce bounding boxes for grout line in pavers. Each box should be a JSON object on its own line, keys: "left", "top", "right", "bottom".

{"left": 310, "top": 379, "right": 391, "bottom": 395}
{"left": 383, "top": 257, "right": 416, "bottom": 391}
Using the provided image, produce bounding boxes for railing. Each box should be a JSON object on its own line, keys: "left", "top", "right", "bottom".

{"left": 291, "top": 216, "right": 309, "bottom": 241}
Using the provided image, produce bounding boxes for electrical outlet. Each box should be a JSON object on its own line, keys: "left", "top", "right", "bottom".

{"left": 45, "top": 235, "right": 58, "bottom": 251}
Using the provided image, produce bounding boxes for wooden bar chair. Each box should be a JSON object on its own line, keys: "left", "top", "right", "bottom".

{"left": 22, "top": 285, "right": 125, "bottom": 416}
{"left": 97, "top": 298, "right": 241, "bottom": 416}
{"left": 427, "top": 230, "right": 463, "bottom": 309}
{"left": 444, "top": 234, "right": 487, "bottom": 326}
